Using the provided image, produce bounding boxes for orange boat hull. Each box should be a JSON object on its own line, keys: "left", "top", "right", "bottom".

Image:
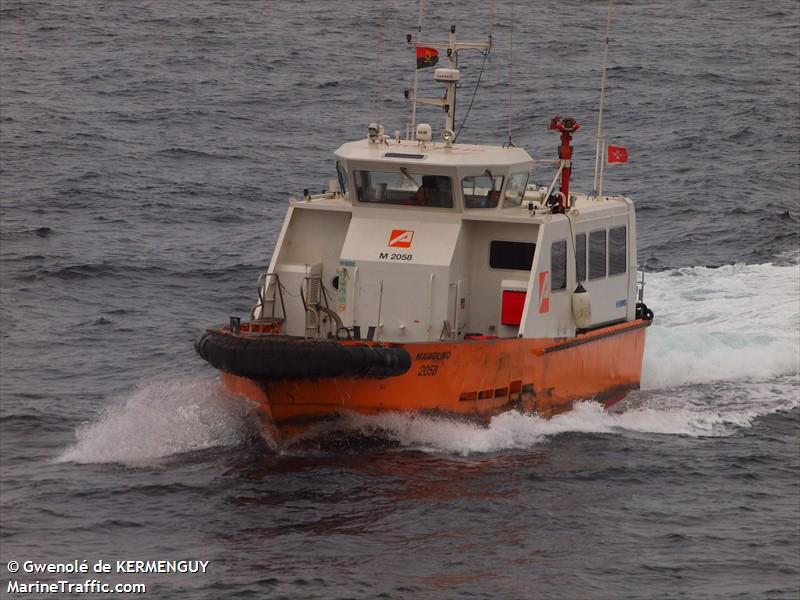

{"left": 219, "top": 320, "right": 649, "bottom": 444}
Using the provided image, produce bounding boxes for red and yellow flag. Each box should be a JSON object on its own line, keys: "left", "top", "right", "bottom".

{"left": 416, "top": 46, "right": 439, "bottom": 69}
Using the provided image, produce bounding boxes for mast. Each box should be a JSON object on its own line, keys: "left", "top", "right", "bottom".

{"left": 444, "top": 26, "right": 457, "bottom": 132}
{"left": 409, "top": 0, "right": 425, "bottom": 137}
{"left": 592, "top": 0, "right": 613, "bottom": 196}
{"left": 408, "top": 26, "right": 490, "bottom": 138}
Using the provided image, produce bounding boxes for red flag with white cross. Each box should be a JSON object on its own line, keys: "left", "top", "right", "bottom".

{"left": 607, "top": 145, "right": 629, "bottom": 164}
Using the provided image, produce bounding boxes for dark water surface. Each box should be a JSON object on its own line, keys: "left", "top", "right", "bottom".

{"left": 1, "top": 1, "right": 799, "bottom": 598}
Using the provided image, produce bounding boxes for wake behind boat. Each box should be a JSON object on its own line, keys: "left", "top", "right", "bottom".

{"left": 196, "top": 19, "right": 654, "bottom": 445}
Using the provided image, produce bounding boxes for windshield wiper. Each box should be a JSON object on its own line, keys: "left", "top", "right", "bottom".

{"left": 485, "top": 169, "right": 496, "bottom": 191}
{"left": 400, "top": 167, "right": 418, "bottom": 186}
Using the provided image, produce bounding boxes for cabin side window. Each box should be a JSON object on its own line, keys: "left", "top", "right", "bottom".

{"left": 589, "top": 230, "right": 607, "bottom": 280}
{"left": 609, "top": 226, "right": 627, "bottom": 276}
{"left": 575, "top": 233, "right": 587, "bottom": 283}
{"left": 354, "top": 170, "right": 453, "bottom": 208}
{"left": 551, "top": 240, "right": 567, "bottom": 291}
{"left": 489, "top": 241, "right": 535, "bottom": 271}
{"left": 503, "top": 173, "right": 530, "bottom": 208}
{"left": 462, "top": 174, "right": 503, "bottom": 208}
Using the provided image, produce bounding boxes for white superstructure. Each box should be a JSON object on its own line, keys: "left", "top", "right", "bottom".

{"left": 254, "top": 134, "right": 638, "bottom": 345}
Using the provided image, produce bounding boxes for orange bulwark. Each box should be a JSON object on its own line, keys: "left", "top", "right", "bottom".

{"left": 219, "top": 319, "right": 649, "bottom": 443}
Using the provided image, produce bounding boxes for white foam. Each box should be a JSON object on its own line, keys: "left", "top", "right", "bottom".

{"left": 642, "top": 262, "right": 800, "bottom": 389}
{"left": 58, "top": 379, "right": 256, "bottom": 466}
{"left": 340, "top": 378, "right": 798, "bottom": 456}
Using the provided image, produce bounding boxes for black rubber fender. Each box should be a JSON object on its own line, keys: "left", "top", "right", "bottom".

{"left": 636, "top": 302, "right": 654, "bottom": 321}
{"left": 195, "top": 331, "right": 412, "bottom": 380}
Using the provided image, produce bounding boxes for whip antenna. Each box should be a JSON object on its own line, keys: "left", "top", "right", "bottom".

{"left": 592, "top": 0, "right": 613, "bottom": 196}
{"left": 409, "top": 0, "right": 426, "bottom": 136}
{"left": 370, "top": 10, "right": 386, "bottom": 126}
{"left": 506, "top": 0, "right": 514, "bottom": 146}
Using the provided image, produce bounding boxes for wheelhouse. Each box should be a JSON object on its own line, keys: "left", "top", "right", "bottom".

{"left": 334, "top": 138, "right": 534, "bottom": 212}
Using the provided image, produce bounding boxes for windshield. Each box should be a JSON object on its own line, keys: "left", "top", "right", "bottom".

{"left": 503, "top": 173, "right": 530, "bottom": 207}
{"left": 354, "top": 170, "right": 453, "bottom": 208}
{"left": 462, "top": 174, "right": 504, "bottom": 208}
{"left": 336, "top": 161, "right": 348, "bottom": 196}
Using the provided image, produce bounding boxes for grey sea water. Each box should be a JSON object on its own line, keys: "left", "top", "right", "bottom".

{"left": 1, "top": 1, "right": 799, "bottom": 598}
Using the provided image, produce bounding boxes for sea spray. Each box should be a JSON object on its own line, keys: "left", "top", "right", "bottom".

{"left": 58, "top": 378, "right": 256, "bottom": 465}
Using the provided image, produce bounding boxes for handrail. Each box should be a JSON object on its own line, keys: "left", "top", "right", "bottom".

{"left": 251, "top": 272, "right": 287, "bottom": 329}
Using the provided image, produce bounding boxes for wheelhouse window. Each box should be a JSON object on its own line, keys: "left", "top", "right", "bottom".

{"left": 336, "top": 161, "right": 348, "bottom": 196}
{"left": 575, "top": 233, "right": 587, "bottom": 283}
{"left": 503, "top": 173, "right": 530, "bottom": 208}
{"left": 551, "top": 240, "right": 567, "bottom": 291}
{"left": 589, "top": 230, "right": 607, "bottom": 280}
{"left": 354, "top": 170, "right": 453, "bottom": 208}
{"left": 609, "top": 226, "right": 627, "bottom": 276}
{"left": 462, "top": 174, "right": 504, "bottom": 208}
{"left": 490, "top": 241, "right": 535, "bottom": 271}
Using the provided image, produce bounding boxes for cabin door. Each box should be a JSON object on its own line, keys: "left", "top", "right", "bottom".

{"left": 447, "top": 279, "right": 468, "bottom": 340}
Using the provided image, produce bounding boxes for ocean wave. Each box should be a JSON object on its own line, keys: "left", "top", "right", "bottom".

{"left": 0, "top": 226, "right": 54, "bottom": 241}
{"left": 22, "top": 262, "right": 171, "bottom": 282}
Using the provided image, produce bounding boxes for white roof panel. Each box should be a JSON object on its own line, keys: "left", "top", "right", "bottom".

{"left": 335, "top": 138, "right": 535, "bottom": 170}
